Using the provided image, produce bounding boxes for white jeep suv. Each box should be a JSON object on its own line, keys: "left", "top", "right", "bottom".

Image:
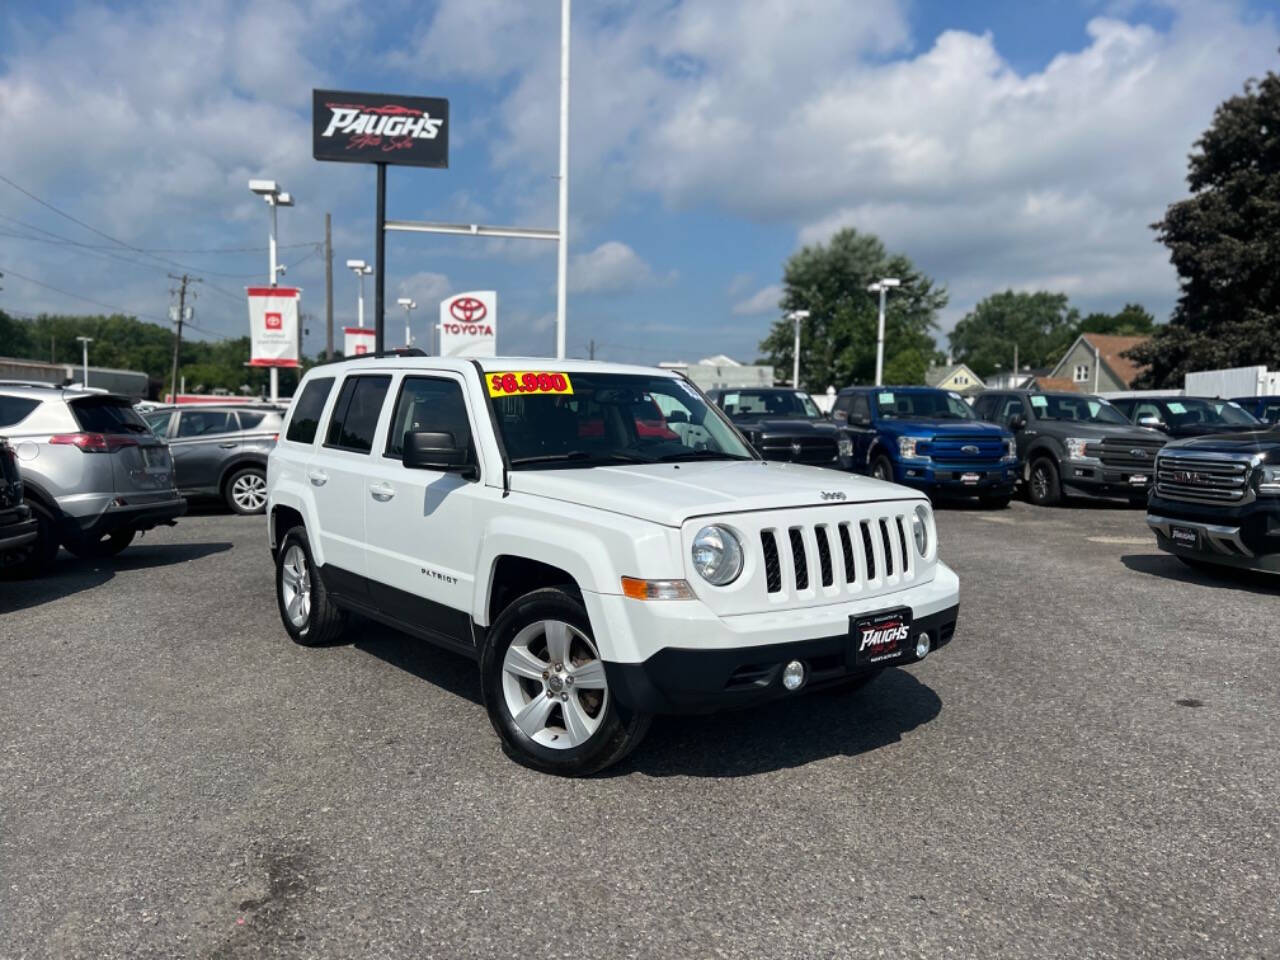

{"left": 267, "top": 353, "right": 960, "bottom": 775}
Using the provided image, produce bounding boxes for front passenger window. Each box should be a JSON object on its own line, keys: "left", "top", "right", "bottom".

{"left": 386, "top": 377, "right": 474, "bottom": 461}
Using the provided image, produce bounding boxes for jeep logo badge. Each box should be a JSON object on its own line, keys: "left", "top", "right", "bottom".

{"left": 820, "top": 491, "right": 847, "bottom": 501}
{"left": 961, "top": 445, "right": 979, "bottom": 455}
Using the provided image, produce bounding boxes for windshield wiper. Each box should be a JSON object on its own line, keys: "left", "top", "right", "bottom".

{"left": 509, "top": 450, "right": 650, "bottom": 466}
{"left": 655, "top": 450, "right": 750, "bottom": 463}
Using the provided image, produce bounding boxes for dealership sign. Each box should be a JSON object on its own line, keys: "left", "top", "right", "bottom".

{"left": 438, "top": 292, "right": 497, "bottom": 357}
{"left": 313, "top": 89, "right": 449, "bottom": 168}
{"left": 247, "top": 287, "right": 300, "bottom": 367}
{"left": 344, "top": 326, "right": 376, "bottom": 358}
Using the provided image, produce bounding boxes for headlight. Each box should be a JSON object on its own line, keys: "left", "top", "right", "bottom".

{"left": 911, "top": 504, "right": 930, "bottom": 555}
{"left": 1259, "top": 465, "right": 1280, "bottom": 495}
{"left": 1065, "top": 437, "right": 1099, "bottom": 461}
{"left": 1003, "top": 438, "right": 1017, "bottom": 462}
{"left": 837, "top": 437, "right": 853, "bottom": 458}
{"left": 898, "top": 436, "right": 928, "bottom": 460}
{"left": 691, "top": 524, "right": 744, "bottom": 586}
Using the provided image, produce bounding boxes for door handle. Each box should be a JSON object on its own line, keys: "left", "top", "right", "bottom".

{"left": 369, "top": 481, "right": 395, "bottom": 502}
{"left": 219, "top": 442, "right": 238, "bottom": 448}
{"left": 307, "top": 469, "right": 328, "bottom": 487}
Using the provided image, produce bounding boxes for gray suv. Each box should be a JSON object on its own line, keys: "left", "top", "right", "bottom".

{"left": 143, "top": 404, "right": 283, "bottom": 515}
{"left": 0, "top": 383, "right": 186, "bottom": 574}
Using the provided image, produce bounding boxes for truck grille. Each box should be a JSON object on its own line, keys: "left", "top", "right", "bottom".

{"left": 921, "top": 435, "right": 1003, "bottom": 462}
{"left": 1089, "top": 437, "right": 1165, "bottom": 471}
{"left": 1155, "top": 453, "right": 1252, "bottom": 504}
{"left": 754, "top": 435, "right": 838, "bottom": 464}
{"left": 760, "top": 513, "right": 913, "bottom": 595}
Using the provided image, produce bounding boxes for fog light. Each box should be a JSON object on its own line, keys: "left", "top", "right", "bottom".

{"left": 914, "top": 632, "right": 931, "bottom": 659}
{"left": 781, "top": 660, "right": 806, "bottom": 691}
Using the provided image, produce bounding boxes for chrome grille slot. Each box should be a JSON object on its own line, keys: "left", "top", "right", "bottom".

{"left": 816, "top": 525, "right": 834, "bottom": 587}
{"left": 895, "top": 515, "right": 909, "bottom": 575}
{"left": 788, "top": 527, "right": 809, "bottom": 590}
{"left": 1155, "top": 453, "right": 1251, "bottom": 504}
{"left": 761, "top": 530, "right": 782, "bottom": 593}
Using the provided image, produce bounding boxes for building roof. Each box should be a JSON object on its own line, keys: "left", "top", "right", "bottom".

{"left": 1032, "top": 377, "right": 1082, "bottom": 393}
{"left": 924, "top": 362, "right": 983, "bottom": 388}
{"left": 1080, "top": 334, "right": 1150, "bottom": 387}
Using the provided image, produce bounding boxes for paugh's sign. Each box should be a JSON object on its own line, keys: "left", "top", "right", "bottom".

{"left": 312, "top": 90, "right": 449, "bottom": 168}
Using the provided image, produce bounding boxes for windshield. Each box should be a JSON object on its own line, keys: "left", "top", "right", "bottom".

{"left": 872, "top": 389, "right": 975, "bottom": 420}
{"left": 1030, "top": 394, "right": 1130, "bottom": 425}
{"left": 1161, "top": 398, "right": 1260, "bottom": 427}
{"left": 486, "top": 371, "right": 755, "bottom": 469}
{"left": 719, "top": 390, "right": 820, "bottom": 420}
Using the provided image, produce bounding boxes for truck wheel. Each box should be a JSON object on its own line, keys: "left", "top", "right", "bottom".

{"left": 1027, "top": 457, "right": 1062, "bottom": 506}
{"left": 225, "top": 467, "right": 268, "bottom": 515}
{"left": 2, "top": 500, "right": 59, "bottom": 579}
{"left": 65, "top": 528, "right": 135, "bottom": 560}
{"left": 480, "top": 587, "right": 650, "bottom": 777}
{"left": 870, "top": 455, "right": 894, "bottom": 482}
{"left": 275, "top": 526, "right": 347, "bottom": 646}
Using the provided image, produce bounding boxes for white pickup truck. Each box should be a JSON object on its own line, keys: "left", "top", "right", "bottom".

{"left": 267, "top": 353, "right": 960, "bottom": 775}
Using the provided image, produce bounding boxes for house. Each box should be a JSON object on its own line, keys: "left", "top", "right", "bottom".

{"left": 924, "top": 362, "right": 985, "bottom": 394}
{"left": 1047, "top": 334, "right": 1149, "bottom": 393}
{"left": 658, "top": 356, "right": 774, "bottom": 390}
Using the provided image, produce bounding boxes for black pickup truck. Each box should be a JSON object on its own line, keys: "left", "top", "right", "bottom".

{"left": 706, "top": 387, "right": 844, "bottom": 467}
{"left": 1146, "top": 428, "right": 1280, "bottom": 575}
{"left": 0, "top": 438, "right": 38, "bottom": 568}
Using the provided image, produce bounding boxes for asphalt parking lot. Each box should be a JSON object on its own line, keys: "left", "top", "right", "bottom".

{"left": 2, "top": 501, "right": 1277, "bottom": 959}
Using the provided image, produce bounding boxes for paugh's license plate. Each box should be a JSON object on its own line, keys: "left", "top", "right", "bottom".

{"left": 850, "top": 607, "right": 913, "bottom": 667}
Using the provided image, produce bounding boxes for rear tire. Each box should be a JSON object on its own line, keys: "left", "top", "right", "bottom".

{"left": 275, "top": 526, "right": 347, "bottom": 646}
{"left": 480, "top": 586, "right": 650, "bottom": 777}
{"left": 1027, "top": 457, "right": 1062, "bottom": 506}
{"left": 225, "top": 466, "right": 268, "bottom": 515}
{"left": 65, "top": 528, "right": 135, "bottom": 560}
{"left": 2, "top": 500, "right": 59, "bottom": 578}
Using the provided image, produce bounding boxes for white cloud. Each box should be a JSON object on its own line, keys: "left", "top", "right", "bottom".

{"left": 732, "top": 284, "right": 783, "bottom": 316}
{"left": 396, "top": 271, "right": 453, "bottom": 306}
{"left": 567, "top": 241, "right": 667, "bottom": 295}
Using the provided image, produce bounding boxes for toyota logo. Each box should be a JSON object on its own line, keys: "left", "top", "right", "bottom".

{"left": 1129, "top": 448, "right": 1150, "bottom": 458}
{"left": 450, "top": 297, "right": 487, "bottom": 323}
{"left": 961, "top": 445, "right": 979, "bottom": 455}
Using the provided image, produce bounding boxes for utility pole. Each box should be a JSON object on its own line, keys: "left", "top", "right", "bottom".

{"left": 588, "top": 339, "right": 595, "bottom": 360}
{"left": 324, "top": 213, "right": 334, "bottom": 360}
{"left": 1013, "top": 343, "right": 1019, "bottom": 387}
{"left": 168, "top": 274, "right": 200, "bottom": 402}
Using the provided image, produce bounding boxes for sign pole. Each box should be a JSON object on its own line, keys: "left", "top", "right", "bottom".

{"left": 555, "top": 0, "right": 571, "bottom": 360}
{"left": 375, "top": 162, "right": 387, "bottom": 354}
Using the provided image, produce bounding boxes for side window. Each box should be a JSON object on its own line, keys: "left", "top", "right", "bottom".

{"left": 176, "top": 410, "right": 235, "bottom": 438}
{"left": 0, "top": 396, "right": 40, "bottom": 429}
{"left": 1133, "top": 402, "right": 1162, "bottom": 423}
{"left": 850, "top": 394, "right": 871, "bottom": 423}
{"left": 999, "top": 398, "right": 1025, "bottom": 422}
{"left": 325, "top": 375, "right": 391, "bottom": 454}
{"left": 1111, "top": 399, "right": 1134, "bottom": 419}
{"left": 385, "top": 377, "right": 473, "bottom": 460}
{"left": 237, "top": 411, "right": 267, "bottom": 430}
{"left": 831, "top": 395, "right": 851, "bottom": 422}
{"left": 285, "top": 376, "right": 335, "bottom": 444}
{"left": 1263, "top": 402, "right": 1280, "bottom": 424}
{"left": 145, "top": 411, "right": 173, "bottom": 437}
{"left": 971, "top": 395, "right": 996, "bottom": 419}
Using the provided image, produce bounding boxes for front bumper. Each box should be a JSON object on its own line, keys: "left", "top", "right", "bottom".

{"left": 64, "top": 494, "right": 188, "bottom": 540}
{"left": 1061, "top": 462, "right": 1153, "bottom": 501}
{"left": 0, "top": 504, "right": 38, "bottom": 554}
{"left": 895, "top": 460, "right": 1017, "bottom": 497}
{"left": 1147, "top": 496, "right": 1280, "bottom": 573}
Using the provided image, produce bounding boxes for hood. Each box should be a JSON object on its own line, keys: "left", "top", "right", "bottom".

{"left": 507, "top": 459, "right": 921, "bottom": 527}
{"left": 1164, "top": 428, "right": 1280, "bottom": 454}
{"left": 1040, "top": 422, "right": 1166, "bottom": 440}
{"left": 878, "top": 418, "right": 1008, "bottom": 437}
{"left": 737, "top": 417, "right": 837, "bottom": 436}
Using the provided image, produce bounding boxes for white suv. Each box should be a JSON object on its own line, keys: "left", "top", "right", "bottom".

{"left": 267, "top": 353, "right": 960, "bottom": 775}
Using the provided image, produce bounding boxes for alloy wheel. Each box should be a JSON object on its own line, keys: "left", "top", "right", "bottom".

{"left": 501, "top": 619, "right": 609, "bottom": 749}
{"left": 1031, "top": 466, "right": 1049, "bottom": 501}
{"left": 280, "top": 545, "right": 311, "bottom": 628}
{"left": 231, "top": 473, "right": 267, "bottom": 512}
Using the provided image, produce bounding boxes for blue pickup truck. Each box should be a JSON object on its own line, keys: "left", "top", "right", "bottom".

{"left": 831, "top": 386, "right": 1019, "bottom": 506}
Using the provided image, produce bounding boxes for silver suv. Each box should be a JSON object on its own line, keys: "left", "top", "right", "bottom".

{"left": 143, "top": 404, "right": 283, "bottom": 515}
{"left": 0, "top": 383, "right": 186, "bottom": 575}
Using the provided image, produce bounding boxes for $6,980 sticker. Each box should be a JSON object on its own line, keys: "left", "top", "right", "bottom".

{"left": 487, "top": 372, "right": 574, "bottom": 397}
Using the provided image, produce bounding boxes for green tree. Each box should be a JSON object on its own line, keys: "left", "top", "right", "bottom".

{"left": 1076, "top": 303, "right": 1156, "bottom": 337}
{"left": 1129, "top": 67, "right": 1280, "bottom": 387}
{"left": 948, "top": 290, "right": 1080, "bottom": 379}
{"left": 758, "top": 228, "right": 946, "bottom": 389}
{"left": 0, "top": 310, "right": 35, "bottom": 358}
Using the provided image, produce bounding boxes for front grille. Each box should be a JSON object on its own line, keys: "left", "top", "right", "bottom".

{"left": 755, "top": 435, "right": 839, "bottom": 464}
{"left": 921, "top": 435, "right": 1004, "bottom": 463}
{"left": 1092, "top": 437, "right": 1165, "bottom": 471}
{"left": 1155, "top": 453, "right": 1252, "bottom": 504}
{"left": 763, "top": 510, "right": 916, "bottom": 594}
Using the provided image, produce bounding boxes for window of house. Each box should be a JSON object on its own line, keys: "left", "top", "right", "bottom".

{"left": 1073, "top": 364, "right": 1090, "bottom": 382}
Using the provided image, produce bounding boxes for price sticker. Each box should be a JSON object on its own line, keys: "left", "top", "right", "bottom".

{"left": 487, "top": 371, "right": 574, "bottom": 397}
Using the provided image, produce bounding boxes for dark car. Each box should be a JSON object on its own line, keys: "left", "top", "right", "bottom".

{"left": 706, "top": 387, "right": 844, "bottom": 466}
{"left": 1230, "top": 396, "right": 1280, "bottom": 425}
{"left": 973, "top": 390, "right": 1166, "bottom": 506}
{"left": 1147, "top": 427, "right": 1280, "bottom": 576}
{"left": 832, "top": 386, "right": 1017, "bottom": 506}
{"left": 0, "top": 438, "right": 38, "bottom": 568}
{"left": 144, "top": 404, "right": 284, "bottom": 515}
{"left": 1108, "top": 395, "right": 1261, "bottom": 438}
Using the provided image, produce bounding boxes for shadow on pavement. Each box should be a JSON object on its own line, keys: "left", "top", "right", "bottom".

{"left": 354, "top": 621, "right": 483, "bottom": 706}
{"left": 1121, "top": 553, "right": 1279, "bottom": 595}
{"left": 617, "top": 667, "right": 942, "bottom": 778}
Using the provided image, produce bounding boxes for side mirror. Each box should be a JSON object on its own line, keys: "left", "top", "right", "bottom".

{"left": 403, "top": 431, "right": 476, "bottom": 478}
{"left": 1009, "top": 415, "right": 1027, "bottom": 431}
{"left": 1138, "top": 416, "right": 1166, "bottom": 430}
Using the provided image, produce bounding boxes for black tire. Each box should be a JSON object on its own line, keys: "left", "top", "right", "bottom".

{"left": 224, "top": 466, "right": 268, "bottom": 515}
{"left": 1027, "top": 457, "right": 1062, "bottom": 506}
{"left": 979, "top": 494, "right": 1012, "bottom": 510}
{"left": 480, "top": 586, "right": 650, "bottom": 777}
{"left": 275, "top": 525, "right": 347, "bottom": 646}
{"left": 2, "top": 500, "right": 59, "bottom": 578}
{"left": 870, "top": 454, "right": 894, "bottom": 483}
{"left": 65, "top": 528, "right": 136, "bottom": 560}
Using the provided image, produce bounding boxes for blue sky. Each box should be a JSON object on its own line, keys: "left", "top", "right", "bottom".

{"left": 1, "top": 0, "right": 1277, "bottom": 369}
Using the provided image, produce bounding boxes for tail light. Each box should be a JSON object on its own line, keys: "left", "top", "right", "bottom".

{"left": 49, "top": 433, "right": 140, "bottom": 453}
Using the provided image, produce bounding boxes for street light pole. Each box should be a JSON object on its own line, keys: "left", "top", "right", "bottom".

{"left": 249, "top": 180, "right": 294, "bottom": 402}
{"left": 787, "top": 310, "right": 811, "bottom": 388}
{"left": 76, "top": 336, "right": 93, "bottom": 387}
{"left": 346, "top": 260, "right": 372, "bottom": 328}
{"left": 397, "top": 298, "right": 417, "bottom": 348}
{"left": 867, "top": 278, "right": 901, "bottom": 386}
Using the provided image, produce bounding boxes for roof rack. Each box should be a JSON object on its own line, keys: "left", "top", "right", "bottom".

{"left": 351, "top": 348, "right": 428, "bottom": 360}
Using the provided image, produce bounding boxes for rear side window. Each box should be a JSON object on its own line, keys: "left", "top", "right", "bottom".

{"left": 386, "top": 377, "right": 473, "bottom": 459}
{"left": 0, "top": 396, "right": 40, "bottom": 428}
{"left": 285, "top": 377, "right": 335, "bottom": 444}
{"left": 237, "top": 411, "right": 267, "bottom": 430}
{"left": 325, "top": 375, "right": 391, "bottom": 453}
{"left": 70, "top": 396, "right": 148, "bottom": 434}
{"left": 176, "top": 410, "right": 236, "bottom": 438}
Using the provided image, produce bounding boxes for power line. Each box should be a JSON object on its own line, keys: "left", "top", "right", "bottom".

{"left": 0, "top": 215, "right": 315, "bottom": 254}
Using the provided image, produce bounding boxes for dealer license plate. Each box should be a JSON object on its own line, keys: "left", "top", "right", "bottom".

{"left": 960, "top": 472, "right": 981, "bottom": 484}
{"left": 850, "top": 607, "right": 913, "bottom": 667}
{"left": 1169, "top": 525, "right": 1200, "bottom": 549}
{"left": 1128, "top": 474, "right": 1149, "bottom": 486}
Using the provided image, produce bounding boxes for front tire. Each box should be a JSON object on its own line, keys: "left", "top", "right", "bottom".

{"left": 480, "top": 587, "right": 650, "bottom": 776}
{"left": 870, "top": 455, "right": 894, "bottom": 483}
{"left": 1027, "top": 457, "right": 1062, "bottom": 506}
{"left": 2, "top": 500, "right": 59, "bottom": 578}
{"left": 225, "top": 466, "right": 268, "bottom": 515}
{"left": 65, "top": 528, "right": 135, "bottom": 560}
{"left": 275, "top": 526, "right": 347, "bottom": 646}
